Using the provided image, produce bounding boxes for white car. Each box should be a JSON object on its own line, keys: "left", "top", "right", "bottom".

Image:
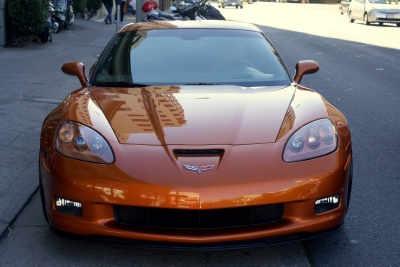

{"left": 348, "top": 0, "right": 400, "bottom": 26}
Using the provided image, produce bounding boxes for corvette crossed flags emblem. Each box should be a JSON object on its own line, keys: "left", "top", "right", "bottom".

{"left": 183, "top": 165, "right": 215, "bottom": 174}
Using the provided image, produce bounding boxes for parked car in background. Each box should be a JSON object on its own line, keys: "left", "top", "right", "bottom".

{"left": 277, "top": 0, "right": 303, "bottom": 3}
{"left": 218, "top": 0, "right": 243, "bottom": 8}
{"left": 348, "top": 0, "right": 400, "bottom": 26}
{"left": 340, "top": 0, "right": 351, "bottom": 14}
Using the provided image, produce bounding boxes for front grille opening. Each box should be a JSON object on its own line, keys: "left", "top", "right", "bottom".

{"left": 114, "top": 204, "right": 284, "bottom": 230}
{"left": 173, "top": 149, "right": 224, "bottom": 156}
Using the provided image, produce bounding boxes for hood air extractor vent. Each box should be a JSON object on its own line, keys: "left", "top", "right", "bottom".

{"left": 173, "top": 149, "right": 224, "bottom": 156}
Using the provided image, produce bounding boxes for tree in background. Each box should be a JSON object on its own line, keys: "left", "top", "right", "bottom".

{"left": 8, "top": 0, "right": 48, "bottom": 46}
{"left": 74, "top": 0, "right": 102, "bottom": 19}
{"left": 85, "top": 0, "right": 102, "bottom": 19}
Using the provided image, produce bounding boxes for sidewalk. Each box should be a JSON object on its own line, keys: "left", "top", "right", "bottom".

{"left": 0, "top": 15, "right": 134, "bottom": 239}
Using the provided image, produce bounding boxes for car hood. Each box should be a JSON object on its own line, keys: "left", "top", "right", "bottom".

{"left": 91, "top": 85, "right": 295, "bottom": 145}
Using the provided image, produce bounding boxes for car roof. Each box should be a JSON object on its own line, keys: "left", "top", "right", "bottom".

{"left": 119, "top": 20, "right": 262, "bottom": 33}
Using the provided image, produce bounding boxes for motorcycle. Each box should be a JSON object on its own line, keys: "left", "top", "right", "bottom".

{"left": 197, "top": 0, "right": 225, "bottom": 19}
{"left": 142, "top": 0, "right": 225, "bottom": 21}
{"left": 47, "top": 2, "right": 61, "bottom": 33}
{"left": 51, "top": 0, "right": 74, "bottom": 32}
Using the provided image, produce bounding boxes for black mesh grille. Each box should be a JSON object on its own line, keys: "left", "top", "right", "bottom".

{"left": 114, "top": 204, "right": 283, "bottom": 229}
{"left": 173, "top": 149, "right": 224, "bottom": 156}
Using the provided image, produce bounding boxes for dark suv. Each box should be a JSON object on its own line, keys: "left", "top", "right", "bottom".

{"left": 218, "top": 0, "right": 244, "bottom": 8}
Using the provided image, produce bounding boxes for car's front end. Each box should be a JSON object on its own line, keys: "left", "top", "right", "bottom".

{"left": 220, "top": 0, "right": 243, "bottom": 7}
{"left": 39, "top": 21, "right": 352, "bottom": 250}
{"left": 366, "top": 0, "right": 400, "bottom": 25}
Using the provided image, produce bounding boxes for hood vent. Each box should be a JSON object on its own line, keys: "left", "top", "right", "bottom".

{"left": 173, "top": 149, "right": 224, "bottom": 156}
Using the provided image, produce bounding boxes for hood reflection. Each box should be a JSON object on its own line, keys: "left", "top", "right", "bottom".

{"left": 94, "top": 86, "right": 186, "bottom": 145}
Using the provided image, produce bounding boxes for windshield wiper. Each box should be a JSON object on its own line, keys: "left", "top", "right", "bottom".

{"left": 184, "top": 83, "right": 220, "bottom": 85}
{"left": 93, "top": 81, "right": 148, "bottom": 87}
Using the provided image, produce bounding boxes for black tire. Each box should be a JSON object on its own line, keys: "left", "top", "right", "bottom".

{"left": 346, "top": 161, "right": 353, "bottom": 215}
{"left": 363, "top": 13, "right": 370, "bottom": 25}
{"left": 38, "top": 27, "right": 50, "bottom": 43}
{"left": 379, "top": 22, "right": 383, "bottom": 26}
{"left": 55, "top": 18, "right": 62, "bottom": 33}
{"left": 203, "top": 11, "right": 226, "bottom": 20}
{"left": 240, "top": 5, "right": 243, "bottom": 8}
{"left": 222, "top": 4, "right": 225, "bottom": 8}
{"left": 348, "top": 11, "right": 354, "bottom": 23}
{"left": 39, "top": 161, "right": 49, "bottom": 224}
{"left": 397, "top": 23, "right": 400, "bottom": 27}
{"left": 236, "top": 5, "right": 238, "bottom": 8}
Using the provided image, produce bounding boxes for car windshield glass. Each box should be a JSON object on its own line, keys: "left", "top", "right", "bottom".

{"left": 92, "top": 29, "right": 291, "bottom": 87}
{"left": 368, "top": 0, "right": 398, "bottom": 4}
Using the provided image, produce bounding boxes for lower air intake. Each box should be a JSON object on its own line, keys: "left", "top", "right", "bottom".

{"left": 114, "top": 204, "right": 284, "bottom": 229}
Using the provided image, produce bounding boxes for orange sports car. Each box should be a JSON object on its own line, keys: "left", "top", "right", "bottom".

{"left": 39, "top": 20, "right": 353, "bottom": 250}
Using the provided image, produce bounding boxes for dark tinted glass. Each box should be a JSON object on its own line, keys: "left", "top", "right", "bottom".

{"left": 92, "top": 29, "right": 291, "bottom": 87}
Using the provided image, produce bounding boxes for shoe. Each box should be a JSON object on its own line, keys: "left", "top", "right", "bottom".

{"left": 104, "top": 19, "right": 108, "bottom": 24}
{"left": 114, "top": 20, "right": 117, "bottom": 23}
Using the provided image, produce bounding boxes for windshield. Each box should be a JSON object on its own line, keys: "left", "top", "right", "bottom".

{"left": 92, "top": 29, "right": 291, "bottom": 87}
{"left": 368, "top": 0, "right": 398, "bottom": 4}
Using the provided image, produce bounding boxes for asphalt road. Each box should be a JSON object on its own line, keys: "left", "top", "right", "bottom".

{"left": 0, "top": 3, "right": 399, "bottom": 266}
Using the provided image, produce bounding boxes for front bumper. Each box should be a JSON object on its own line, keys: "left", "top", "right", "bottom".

{"left": 369, "top": 12, "right": 400, "bottom": 24}
{"left": 50, "top": 223, "right": 344, "bottom": 251}
{"left": 40, "top": 142, "right": 352, "bottom": 248}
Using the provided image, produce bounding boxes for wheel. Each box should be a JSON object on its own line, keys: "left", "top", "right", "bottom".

{"left": 397, "top": 23, "right": 400, "bottom": 27}
{"left": 345, "top": 161, "right": 353, "bottom": 215}
{"left": 240, "top": 5, "right": 243, "bottom": 8}
{"left": 38, "top": 27, "right": 50, "bottom": 43}
{"left": 39, "top": 161, "right": 49, "bottom": 224}
{"left": 348, "top": 11, "right": 354, "bottom": 23}
{"left": 55, "top": 18, "right": 62, "bottom": 33}
{"left": 379, "top": 22, "right": 383, "bottom": 26}
{"left": 222, "top": 4, "right": 225, "bottom": 8}
{"left": 236, "top": 5, "right": 238, "bottom": 8}
{"left": 203, "top": 11, "right": 226, "bottom": 20}
{"left": 363, "top": 13, "right": 370, "bottom": 25}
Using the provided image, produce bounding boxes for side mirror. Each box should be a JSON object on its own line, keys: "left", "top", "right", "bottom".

{"left": 61, "top": 62, "right": 88, "bottom": 87}
{"left": 293, "top": 60, "right": 319, "bottom": 84}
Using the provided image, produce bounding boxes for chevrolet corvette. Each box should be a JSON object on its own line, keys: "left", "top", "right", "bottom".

{"left": 39, "top": 20, "right": 353, "bottom": 250}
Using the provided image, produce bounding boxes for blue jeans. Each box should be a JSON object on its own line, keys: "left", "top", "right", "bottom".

{"left": 127, "top": 6, "right": 136, "bottom": 15}
{"left": 106, "top": 5, "right": 112, "bottom": 22}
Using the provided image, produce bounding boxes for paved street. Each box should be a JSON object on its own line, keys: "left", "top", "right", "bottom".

{"left": 0, "top": 2, "right": 399, "bottom": 266}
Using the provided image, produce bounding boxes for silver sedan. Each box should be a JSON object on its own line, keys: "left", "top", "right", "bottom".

{"left": 348, "top": 0, "right": 400, "bottom": 26}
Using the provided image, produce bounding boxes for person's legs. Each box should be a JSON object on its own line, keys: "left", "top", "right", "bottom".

{"left": 106, "top": 5, "right": 113, "bottom": 23}
{"left": 115, "top": 1, "right": 126, "bottom": 22}
{"left": 120, "top": 1, "right": 125, "bottom": 22}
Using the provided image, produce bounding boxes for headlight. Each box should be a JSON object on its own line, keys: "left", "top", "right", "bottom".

{"left": 283, "top": 119, "right": 337, "bottom": 162}
{"left": 55, "top": 121, "right": 114, "bottom": 163}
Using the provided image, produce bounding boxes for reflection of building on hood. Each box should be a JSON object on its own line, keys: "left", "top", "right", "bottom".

{"left": 97, "top": 86, "right": 186, "bottom": 144}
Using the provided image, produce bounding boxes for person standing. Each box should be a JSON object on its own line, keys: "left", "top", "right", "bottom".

{"left": 114, "top": 0, "right": 126, "bottom": 23}
{"left": 127, "top": 0, "right": 136, "bottom": 15}
{"left": 102, "top": 0, "right": 113, "bottom": 24}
